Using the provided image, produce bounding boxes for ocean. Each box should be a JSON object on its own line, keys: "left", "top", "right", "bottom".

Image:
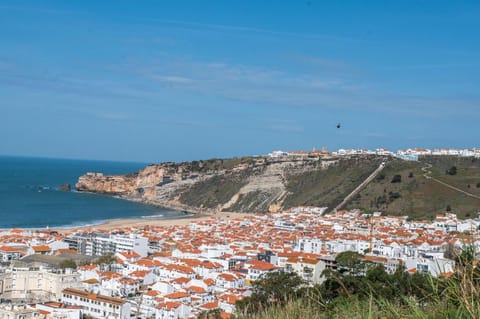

{"left": 0, "top": 156, "right": 185, "bottom": 229}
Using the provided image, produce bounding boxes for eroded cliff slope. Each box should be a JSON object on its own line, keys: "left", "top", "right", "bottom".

{"left": 76, "top": 155, "right": 480, "bottom": 218}
{"left": 76, "top": 155, "right": 384, "bottom": 214}
{"left": 75, "top": 157, "right": 339, "bottom": 212}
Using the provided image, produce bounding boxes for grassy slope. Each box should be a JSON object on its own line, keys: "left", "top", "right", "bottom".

{"left": 427, "top": 156, "right": 480, "bottom": 195}
{"left": 178, "top": 172, "right": 251, "bottom": 209}
{"left": 175, "top": 155, "right": 480, "bottom": 219}
{"left": 348, "top": 156, "right": 480, "bottom": 219}
{"left": 283, "top": 156, "right": 384, "bottom": 210}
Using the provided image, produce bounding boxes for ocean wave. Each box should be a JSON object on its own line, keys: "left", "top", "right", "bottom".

{"left": 140, "top": 214, "right": 164, "bottom": 219}
{"left": 23, "top": 185, "right": 52, "bottom": 191}
{"left": 0, "top": 220, "right": 106, "bottom": 231}
{"left": 53, "top": 220, "right": 106, "bottom": 229}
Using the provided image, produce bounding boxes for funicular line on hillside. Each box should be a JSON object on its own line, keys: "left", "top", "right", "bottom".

{"left": 329, "top": 162, "right": 386, "bottom": 214}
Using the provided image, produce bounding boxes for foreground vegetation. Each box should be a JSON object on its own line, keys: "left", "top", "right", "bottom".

{"left": 230, "top": 249, "right": 480, "bottom": 319}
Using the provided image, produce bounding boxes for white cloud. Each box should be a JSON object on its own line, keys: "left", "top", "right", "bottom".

{"left": 127, "top": 56, "right": 480, "bottom": 118}
{"left": 137, "top": 18, "right": 364, "bottom": 43}
{"left": 94, "top": 112, "right": 130, "bottom": 121}
{"left": 267, "top": 124, "right": 304, "bottom": 133}
{"left": 149, "top": 75, "right": 194, "bottom": 85}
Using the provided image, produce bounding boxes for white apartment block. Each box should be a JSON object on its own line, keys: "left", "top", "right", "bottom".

{"left": 65, "top": 233, "right": 148, "bottom": 257}
{"left": 111, "top": 234, "right": 148, "bottom": 257}
{"left": 295, "top": 238, "right": 324, "bottom": 254}
{"left": 62, "top": 288, "right": 131, "bottom": 319}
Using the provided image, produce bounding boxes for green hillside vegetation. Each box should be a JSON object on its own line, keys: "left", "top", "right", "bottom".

{"left": 227, "top": 190, "right": 274, "bottom": 213}
{"left": 232, "top": 249, "right": 480, "bottom": 319}
{"left": 182, "top": 156, "right": 260, "bottom": 173}
{"left": 347, "top": 156, "right": 480, "bottom": 219}
{"left": 179, "top": 168, "right": 256, "bottom": 209}
{"left": 141, "top": 154, "right": 480, "bottom": 219}
{"left": 427, "top": 156, "right": 480, "bottom": 195}
{"left": 283, "top": 156, "right": 384, "bottom": 210}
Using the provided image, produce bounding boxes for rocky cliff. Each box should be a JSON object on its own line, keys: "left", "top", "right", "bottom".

{"left": 75, "top": 155, "right": 346, "bottom": 213}
{"left": 76, "top": 155, "right": 480, "bottom": 218}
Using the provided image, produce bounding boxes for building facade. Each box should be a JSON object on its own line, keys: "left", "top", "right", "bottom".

{"left": 61, "top": 288, "right": 131, "bottom": 319}
{"left": 0, "top": 264, "right": 82, "bottom": 302}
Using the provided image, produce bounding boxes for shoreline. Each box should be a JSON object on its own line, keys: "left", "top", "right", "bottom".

{"left": 0, "top": 201, "right": 200, "bottom": 232}
{"left": 0, "top": 190, "right": 234, "bottom": 233}
{"left": 53, "top": 211, "right": 251, "bottom": 233}
{"left": 75, "top": 189, "right": 206, "bottom": 217}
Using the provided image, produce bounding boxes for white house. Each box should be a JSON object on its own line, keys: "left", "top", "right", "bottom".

{"left": 151, "top": 281, "right": 175, "bottom": 295}
{"left": 215, "top": 272, "right": 245, "bottom": 291}
{"left": 36, "top": 301, "right": 82, "bottom": 319}
{"left": 155, "top": 302, "right": 191, "bottom": 319}
{"left": 0, "top": 246, "right": 23, "bottom": 262}
{"left": 284, "top": 257, "right": 326, "bottom": 284}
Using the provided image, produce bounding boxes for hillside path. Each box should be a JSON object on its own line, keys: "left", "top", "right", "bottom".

{"left": 422, "top": 163, "right": 480, "bottom": 200}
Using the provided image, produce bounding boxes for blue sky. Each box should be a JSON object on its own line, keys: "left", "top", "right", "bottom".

{"left": 1, "top": 0, "right": 479, "bottom": 163}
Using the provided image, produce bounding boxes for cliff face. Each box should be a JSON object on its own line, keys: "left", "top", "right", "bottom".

{"left": 75, "top": 155, "right": 480, "bottom": 218}
{"left": 76, "top": 173, "right": 137, "bottom": 195}
{"left": 75, "top": 164, "right": 171, "bottom": 200}
{"left": 75, "top": 156, "right": 344, "bottom": 213}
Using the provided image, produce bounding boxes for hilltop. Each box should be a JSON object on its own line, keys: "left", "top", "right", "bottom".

{"left": 75, "top": 154, "right": 480, "bottom": 219}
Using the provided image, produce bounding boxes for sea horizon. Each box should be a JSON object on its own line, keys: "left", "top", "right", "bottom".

{"left": 0, "top": 155, "right": 185, "bottom": 229}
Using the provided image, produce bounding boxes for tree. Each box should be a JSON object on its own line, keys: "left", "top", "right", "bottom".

{"left": 253, "top": 271, "right": 304, "bottom": 302}
{"left": 59, "top": 259, "right": 77, "bottom": 269}
{"left": 236, "top": 271, "right": 304, "bottom": 315}
{"left": 95, "top": 253, "right": 116, "bottom": 264}
{"left": 391, "top": 174, "right": 402, "bottom": 183}
{"left": 446, "top": 166, "right": 457, "bottom": 175}
{"left": 444, "top": 243, "right": 461, "bottom": 260}
{"left": 388, "top": 191, "right": 401, "bottom": 201}
{"left": 95, "top": 253, "right": 117, "bottom": 271}
{"left": 365, "top": 264, "right": 395, "bottom": 300}
{"left": 198, "top": 309, "right": 223, "bottom": 319}
{"left": 408, "top": 172, "right": 414, "bottom": 178}
{"left": 446, "top": 204, "right": 452, "bottom": 212}
{"left": 335, "top": 251, "right": 368, "bottom": 276}
{"left": 456, "top": 245, "right": 476, "bottom": 266}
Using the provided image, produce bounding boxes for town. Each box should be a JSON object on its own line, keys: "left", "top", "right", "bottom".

{"left": 1, "top": 206, "right": 478, "bottom": 319}
{"left": 269, "top": 147, "right": 480, "bottom": 161}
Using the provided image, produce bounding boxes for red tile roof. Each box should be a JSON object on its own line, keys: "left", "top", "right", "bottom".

{"left": 32, "top": 245, "right": 51, "bottom": 252}
{"left": 164, "top": 292, "right": 190, "bottom": 299}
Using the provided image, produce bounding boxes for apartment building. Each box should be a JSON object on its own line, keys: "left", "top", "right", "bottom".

{"left": 61, "top": 288, "right": 131, "bottom": 319}
{"left": 64, "top": 233, "right": 148, "bottom": 257}
{"left": 285, "top": 257, "right": 326, "bottom": 284}
{"left": 0, "top": 263, "right": 82, "bottom": 302}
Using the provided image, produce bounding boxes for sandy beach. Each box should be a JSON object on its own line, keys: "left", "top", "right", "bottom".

{"left": 54, "top": 211, "right": 251, "bottom": 233}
